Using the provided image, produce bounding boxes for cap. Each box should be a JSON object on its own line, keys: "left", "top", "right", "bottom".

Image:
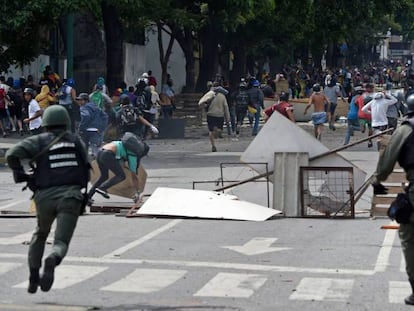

{"left": 76, "top": 93, "right": 89, "bottom": 101}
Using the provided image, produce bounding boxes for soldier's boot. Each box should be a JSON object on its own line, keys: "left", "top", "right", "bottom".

{"left": 40, "top": 254, "right": 61, "bottom": 292}
{"left": 27, "top": 268, "right": 39, "bottom": 294}
{"left": 405, "top": 278, "right": 414, "bottom": 305}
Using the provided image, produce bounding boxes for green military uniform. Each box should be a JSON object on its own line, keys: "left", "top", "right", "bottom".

{"left": 6, "top": 105, "right": 90, "bottom": 294}
{"left": 374, "top": 108, "right": 414, "bottom": 304}
{"left": 375, "top": 124, "right": 414, "bottom": 273}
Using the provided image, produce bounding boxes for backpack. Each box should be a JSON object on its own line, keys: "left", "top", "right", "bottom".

{"left": 135, "top": 90, "right": 151, "bottom": 111}
{"left": 91, "top": 91, "right": 103, "bottom": 109}
{"left": 120, "top": 105, "right": 138, "bottom": 126}
{"left": 235, "top": 91, "right": 249, "bottom": 108}
{"left": 0, "top": 89, "right": 6, "bottom": 109}
{"left": 57, "top": 85, "right": 68, "bottom": 101}
{"left": 363, "top": 95, "right": 373, "bottom": 105}
{"left": 121, "top": 132, "right": 149, "bottom": 158}
{"left": 135, "top": 93, "right": 146, "bottom": 110}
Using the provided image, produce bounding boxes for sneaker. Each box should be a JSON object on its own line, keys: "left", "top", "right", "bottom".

{"left": 405, "top": 294, "right": 414, "bottom": 305}
{"left": 368, "top": 141, "right": 373, "bottom": 148}
{"left": 212, "top": 146, "right": 217, "bottom": 152}
{"left": 40, "top": 256, "right": 56, "bottom": 292}
{"left": 96, "top": 188, "right": 110, "bottom": 199}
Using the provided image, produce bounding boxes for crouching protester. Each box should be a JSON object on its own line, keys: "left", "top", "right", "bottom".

{"left": 5, "top": 105, "right": 90, "bottom": 294}
{"left": 88, "top": 132, "right": 149, "bottom": 204}
{"left": 372, "top": 93, "right": 414, "bottom": 305}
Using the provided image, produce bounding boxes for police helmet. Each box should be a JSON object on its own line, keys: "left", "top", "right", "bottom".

{"left": 41, "top": 105, "right": 71, "bottom": 130}
{"left": 23, "top": 87, "right": 34, "bottom": 96}
{"left": 405, "top": 94, "right": 414, "bottom": 116}
{"left": 313, "top": 83, "right": 321, "bottom": 92}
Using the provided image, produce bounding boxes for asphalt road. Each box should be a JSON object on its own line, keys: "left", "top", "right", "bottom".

{"left": 0, "top": 122, "right": 410, "bottom": 310}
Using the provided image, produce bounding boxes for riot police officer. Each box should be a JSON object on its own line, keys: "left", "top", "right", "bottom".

{"left": 6, "top": 105, "right": 90, "bottom": 294}
{"left": 373, "top": 93, "right": 414, "bottom": 305}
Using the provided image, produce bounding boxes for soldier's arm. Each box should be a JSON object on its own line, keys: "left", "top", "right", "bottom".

{"left": 375, "top": 125, "right": 411, "bottom": 182}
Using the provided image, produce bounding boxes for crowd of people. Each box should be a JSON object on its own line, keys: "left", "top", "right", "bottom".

{"left": 198, "top": 61, "right": 414, "bottom": 150}
{"left": 0, "top": 67, "right": 184, "bottom": 157}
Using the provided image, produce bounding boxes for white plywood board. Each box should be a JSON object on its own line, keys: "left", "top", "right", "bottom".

{"left": 240, "top": 111, "right": 366, "bottom": 191}
{"left": 136, "top": 187, "right": 281, "bottom": 221}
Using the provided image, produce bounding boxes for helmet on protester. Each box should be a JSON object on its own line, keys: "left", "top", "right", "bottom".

{"left": 313, "top": 83, "right": 321, "bottom": 92}
{"left": 239, "top": 82, "right": 247, "bottom": 89}
{"left": 41, "top": 105, "right": 71, "bottom": 130}
{"left": 66, "top": 78, "right": 75, "bottom": 87}
{"left": 23, "top": 87, "right": 34, "bottom": 96}
{"left": 405, "top": 94, "right": 414, "bottom": 116}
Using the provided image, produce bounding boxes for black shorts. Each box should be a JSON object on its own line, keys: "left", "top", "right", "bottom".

{"left": 0, "top": 108, "right": 8, "bottom": 119}
{"left": 207, "top": 115, "right": 224, "bottom": 132}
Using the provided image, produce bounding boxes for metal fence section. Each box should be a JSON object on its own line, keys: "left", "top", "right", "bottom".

{"left": 193, "top": 162, "right": 271, "bottom": 208}
{"left": 300, "top": 166, "right": 354, "bottom": 218}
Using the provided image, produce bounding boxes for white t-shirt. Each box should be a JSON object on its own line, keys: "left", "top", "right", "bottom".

{"left": 362, "top": 94, "right": 397, "bottom": 127}
{"left": 28, "top": 99, "right": 42, "bottom": 130}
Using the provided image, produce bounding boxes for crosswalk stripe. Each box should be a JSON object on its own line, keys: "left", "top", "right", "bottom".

{"left": 101, "top": 268, "right": 186, "bottom": 293}
{"left": 389, "top": 281, "right": 411, "bottom": 304}
{"left": 194, "top": 272, "right": 267, "bottom": 298}
{"left": 0, "top": 262, "right": 22, "bottom": 275}
{"left": 375, "top": 229, "right": 396, "bottom": 272}
{"left": 0, "top": 231, "right": 34, "bottom": 245}
{"left": 0, "top": 230, "right": 54, "bottom": 245}
{"left": 289, "top": 277, "right": 354, "bottom": 302}
{"left": 13, "top": 265, "right": 107, "bottom": 289}
{"left": 401, "top": 256, "right": 406, "bottom": 273}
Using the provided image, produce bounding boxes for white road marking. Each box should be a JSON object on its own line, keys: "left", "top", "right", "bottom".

{"left": 401, "top": 255, "right": 406, "bottom": 273}
{"left": 0, "top": 230, "right": 54, "bottom": 245}
{"left": 13, "top": 265, "right": 107, "bottom": 289}
{"left": 389, "top": 281, "right": 411, "bottom": 304}
{"left": 103, "top": 219, "right": 182, "bottom": 258}
{"left": 375, "top": 229, "right": 396, "bottom": 272}
{"left": 194, "top": 272, "right": 267, "bottom": 298}
{"left": 0, "top": 253, "right": 375, "bottom": 276}
{"left": 223, "top": 237, "right": 291, "bottom": 256}
{"left": 0, "top": 262, "right": 22, "bottom": 275}
{"left": 290, "top": 277, "right": 354, "bottom": 302}
{"left": 0, "top": 200, "right": 27, "bottom": 211}
{"left": 0, "top": 231, "right": 33, "bottom": 245}
{"left": 101, "top": 268, "right": 186, "bottom": 293}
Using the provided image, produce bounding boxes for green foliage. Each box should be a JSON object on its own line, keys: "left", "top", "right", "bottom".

{"left": 0, "top": 0, "right": 414, "bottom": 76}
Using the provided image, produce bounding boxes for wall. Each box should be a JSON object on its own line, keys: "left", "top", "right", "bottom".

{"left": 145, "top": 25, "right": 186, "bottom": 94}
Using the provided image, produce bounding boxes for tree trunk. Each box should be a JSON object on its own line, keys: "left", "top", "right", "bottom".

{"left": 182, "top": 28, "right": 195, "bottom": 92}
{"left": 157, "top": 23, "right": 175, "bottom": 86}
{"left": 195, "top": 22, "right": 219, "bottom": 92}
{"left": 101, "top": 1, "right": 123, "bottom": 92}
{"left": 230, "top": 44, "right": 246, "bottom": 89}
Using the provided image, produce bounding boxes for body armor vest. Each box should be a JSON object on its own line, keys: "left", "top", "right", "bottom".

{"left": 398, "top": 119, "right": 414, "bottom": 170}
{"left": 34, "top": 132, "right": 89, "bottom": 189}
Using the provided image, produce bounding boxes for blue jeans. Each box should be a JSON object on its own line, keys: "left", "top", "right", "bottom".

{"left": 228, "top": 106, "right": 236, "bottom": 134}
{"left": 344, "top": 119, "right": 360, "bottom": 145}
{"left": 252, "top": 107, "right": 261, "bottom": 135}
